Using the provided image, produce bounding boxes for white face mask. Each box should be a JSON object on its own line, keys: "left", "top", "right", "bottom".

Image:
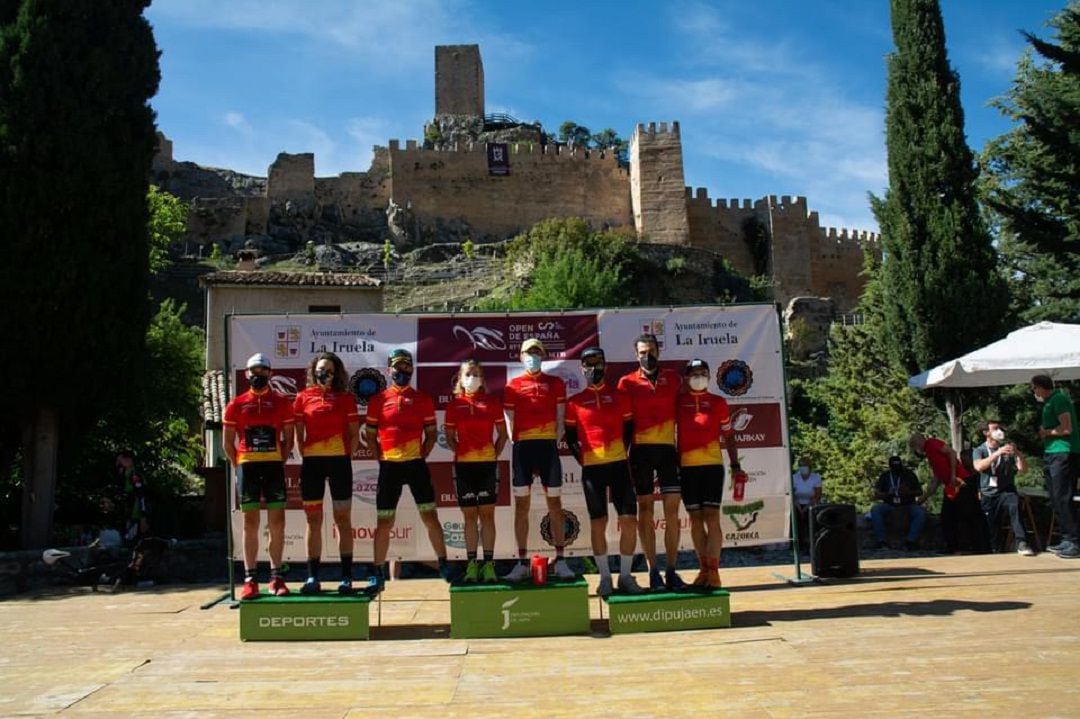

{"left": 990, "top": 428, "right": 1006, "bottom": 442}
{"left": 799, "top": 466, "right": 810, "bottom": 477}
{"left": 461, "top": 375, "right": 482, "bottom": 393}
{"left": 688, "top": 376, "right": 709, "bottom": 392}
{"left": 522, "top": 355, "right": 542, "bottom": 373}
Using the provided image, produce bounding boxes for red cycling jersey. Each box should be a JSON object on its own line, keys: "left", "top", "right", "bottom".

{"left": 444, "top": 391, "right": 505, "bottom": 462}
{"left": 677, "top": 390, "right": 732, "bottom": 467}
{"left": 365, "top": 385, "right": 436, "bottom": 462}
{"left": 565, "top": 383, "right": 632, "bottom": 466}
{"left": 224, "top": 388, "right": 295, "bottom": 463}
{"left": 617, "top": 368, "right": 680, "bottom": 446}
{"left": 504, "top": 372, "right": 565, "bottom": 441}
{"left": 293, "top": 386, "right": 360, "bottom": 457}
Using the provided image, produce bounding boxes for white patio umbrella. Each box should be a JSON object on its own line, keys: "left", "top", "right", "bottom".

{"left": 908, "top": 322, "right": 1080, "bottom": 389}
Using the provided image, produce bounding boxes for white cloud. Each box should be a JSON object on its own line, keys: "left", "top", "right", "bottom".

{"left": 965, "top": 33, "right": 1025, "bottom": 77}
{"left": 148, "top": 0, "right": 455, "bottom": 70}
{"left": 223, "top": 111, "right": 252, "bottom": 133}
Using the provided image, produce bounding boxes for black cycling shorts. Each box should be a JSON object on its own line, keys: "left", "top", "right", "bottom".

{"left": 236, "top": 461, "right": 286, "bottom": 511}
{"left": 582, "top": 461, "right": 637, "bottom": 520}
{"left": 680, "top": 464, "right": 725, "bottom": 511}
{"left": 511, "top": 440, "right": 562, "bottom": 488}
{"left": 454, "top": 462, "right": 497, "bottom": 508}
{"left": 300, "top": 455, "right": 353, "bottom": 505}
{"left": 630, "top": 444, "right": 680, "bottom": 496}
{"left": 377, "top": 459, "right": 436, "bottom": 514}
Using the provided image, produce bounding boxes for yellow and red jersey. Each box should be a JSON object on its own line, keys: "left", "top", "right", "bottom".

{"left": 293, "top": 386, "right": 360, "bottom": 457}
{"left": 444, "top": 391, "right": 505, "bottom": 462}
{"left": 503, "top": 372, "right": 565, "bottom": 441}
{"left": 617, "top": 368, "right": 680, "bottom": 446}
{"left": 223, "top": 389, "right": 295, "bottom": 463}
{"left": 566, "top": 383, "right": 632, "bottom": 466}
{"left": 365, "top": 386, "right": 436, "bottom": 462}
{"left": 677, "top": 390, "right": 732, "bottom": 467}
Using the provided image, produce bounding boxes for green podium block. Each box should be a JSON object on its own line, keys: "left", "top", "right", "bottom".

{"left": 605, "top": 589, "right": 730, "bottom": 634}
{"left": 238, "top": 593, "right": 371, "bottom": 641}
{"left": 450, "top": 580, "right": 590, "bottom": 638}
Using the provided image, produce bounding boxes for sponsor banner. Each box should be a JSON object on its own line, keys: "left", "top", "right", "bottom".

{"left": 239, "top": 595, "right": 370, "bottom": 641}
{"left": 727, "top": 402, "right": 784, "bottom": 449}
{"left": 416, "top": 314, "right": 598, "bottom": 363}
{"left": 227, "top": 304, "right": 791, "bottom": 562}
{"left": 449, "top": 581, "right": 590, "bottom": 638}
{"left": 721, "top": 496, "right": 790, "bottom": 548}
{"left": 596, "top": 307, "right": 784, "bottom": 401}
{"left": 607, "top": 592, "right": 731, "bottom": 633}
{"left": 229, "top": 315, "right": 419, "bottom": 373}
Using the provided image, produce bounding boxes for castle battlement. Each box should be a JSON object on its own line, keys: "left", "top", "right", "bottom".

{"left": 631, "top": 121, "right": 681, "bottom": 141}
{"left": 821, "top": 226, "right": 880, "bottom": 251}
{"left": 385, "top": 138, "right": 624, "bottom": 166}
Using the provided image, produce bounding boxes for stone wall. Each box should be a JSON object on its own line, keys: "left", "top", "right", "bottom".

{"left": 267, "top": 152, "right": 315, "bottom": 205}
{"left": 630, "top": 122, "right": 690, "bottom": 244}
{"left": 685, "top": 190, "right": 877, "bottom": 311}
{"left": 435, "top": 44, "right": 484, "bottom": 118}
{"left": 386, "top": 139, "right": 632, "bottom": 237}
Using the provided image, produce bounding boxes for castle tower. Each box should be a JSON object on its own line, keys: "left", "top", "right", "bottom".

{"left": 435, "top": 45, "right": 484, "bottom": 117}
{"left": 630, "top": 122, "right": 689, "bottom": 245}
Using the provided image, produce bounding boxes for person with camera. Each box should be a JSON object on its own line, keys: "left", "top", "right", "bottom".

{"left": 870, "top": 455, "right": 926, "bottom": 550}
{"left": 971, "top": 420, "right": 1032, "bottom": 555}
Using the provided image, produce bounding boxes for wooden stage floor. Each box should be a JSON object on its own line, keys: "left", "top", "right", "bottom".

{"left": 2, "top": 552, "right": 1078, "bottom": 718}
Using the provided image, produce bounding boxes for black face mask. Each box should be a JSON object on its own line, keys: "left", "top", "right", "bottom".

{"left": 640, "top": 354, "right": 658, "bottom": 372}
{"left": 584, "top": 365, "right": 605, "bottom": 385}
{"left": 315, "top": 371, "right": 332, "bottom": 385}
{"left": 391, "top": 370, "right": 412, "bottom": 387}
{"left": 249, "top": 374, "right": 269, "bottom": 390}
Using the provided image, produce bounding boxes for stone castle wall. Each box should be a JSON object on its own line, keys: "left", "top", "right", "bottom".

{"left": 157, "top": 42, "right": 879, "bottom": 312}
{"left": 385, "top": 139, "right": 632, "bottom": 236}
{"left": 630, "top": 122, "right": 690, "bottom": 245}
{"left": 684, "top": 189, "right": 878, "bottom": 308}
{"left": 435, "top": 45, "right": 484, "bottom": 118}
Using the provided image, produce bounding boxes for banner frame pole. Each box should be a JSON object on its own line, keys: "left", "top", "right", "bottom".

{"left": 768, "top": 302, "right": 818, "bottom": 586}
{"left": 223, "top": 313, "right": 237, "bottom": 603}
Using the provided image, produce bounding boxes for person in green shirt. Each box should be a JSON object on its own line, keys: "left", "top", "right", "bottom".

{"left": 1030, "top": 375, "right": 1080, "bottom": 559}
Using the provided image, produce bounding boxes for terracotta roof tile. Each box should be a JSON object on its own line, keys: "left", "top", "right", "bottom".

{"left": 199, "top": 271, "right": 381, "bottom": 288}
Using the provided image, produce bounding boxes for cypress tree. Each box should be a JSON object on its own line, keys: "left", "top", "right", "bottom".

{"left": 873, "top": 0, "right": 1008, "bottom": 445}
{"left": 983, "top": 2, "right": 1080, "bottom": 322}
{"left": 0, "top": 1, "right": 160, "bottom": 546}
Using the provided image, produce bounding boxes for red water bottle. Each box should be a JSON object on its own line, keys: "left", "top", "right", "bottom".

{"left": 531, "top": 554, "right": 548, "bottom": 585}
{"left": 733, "top": 469, "right": 747, "bottom": 501}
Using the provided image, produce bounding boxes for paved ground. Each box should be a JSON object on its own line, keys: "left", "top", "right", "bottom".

{"left": 2, "top": 552, "right": 1078, "bottom": 718}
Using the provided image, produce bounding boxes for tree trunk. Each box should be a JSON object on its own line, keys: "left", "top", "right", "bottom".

{"left": 20, "top": 406, "right": 58, "bottom": 549}
{"left": 945, "top": 394, "right": 963, "bottom": 452}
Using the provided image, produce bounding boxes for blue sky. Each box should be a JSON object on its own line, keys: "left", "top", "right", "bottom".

{"left": 146, "top": 0, "right": 1066, "bottom": 233}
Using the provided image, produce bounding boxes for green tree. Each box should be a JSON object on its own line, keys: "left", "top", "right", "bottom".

{"left": 982, "top": 2, "right": 1080, "bottom": 322}
{"left": 791, "top": 255, "right": 939, "bottom": 511}
{"left": 591, "top": 127, "right": 628, "bottom": 162}
{"left": 482, "top": 217, "right": 639, "bottom": 310}
{"left": 558, "top": 120, "right": 592, "bottom": 147}
{"left": 0, "top": 0, "right": 160, "bottom": 546}
{"left": 56, "top": 299, "right": 205, "bottom": 540}
{"left": 147, "top": 185, "right": 187, "bottom": 274}
{"left": 873, "top": 0, "right": 1008, "bottom": 447}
